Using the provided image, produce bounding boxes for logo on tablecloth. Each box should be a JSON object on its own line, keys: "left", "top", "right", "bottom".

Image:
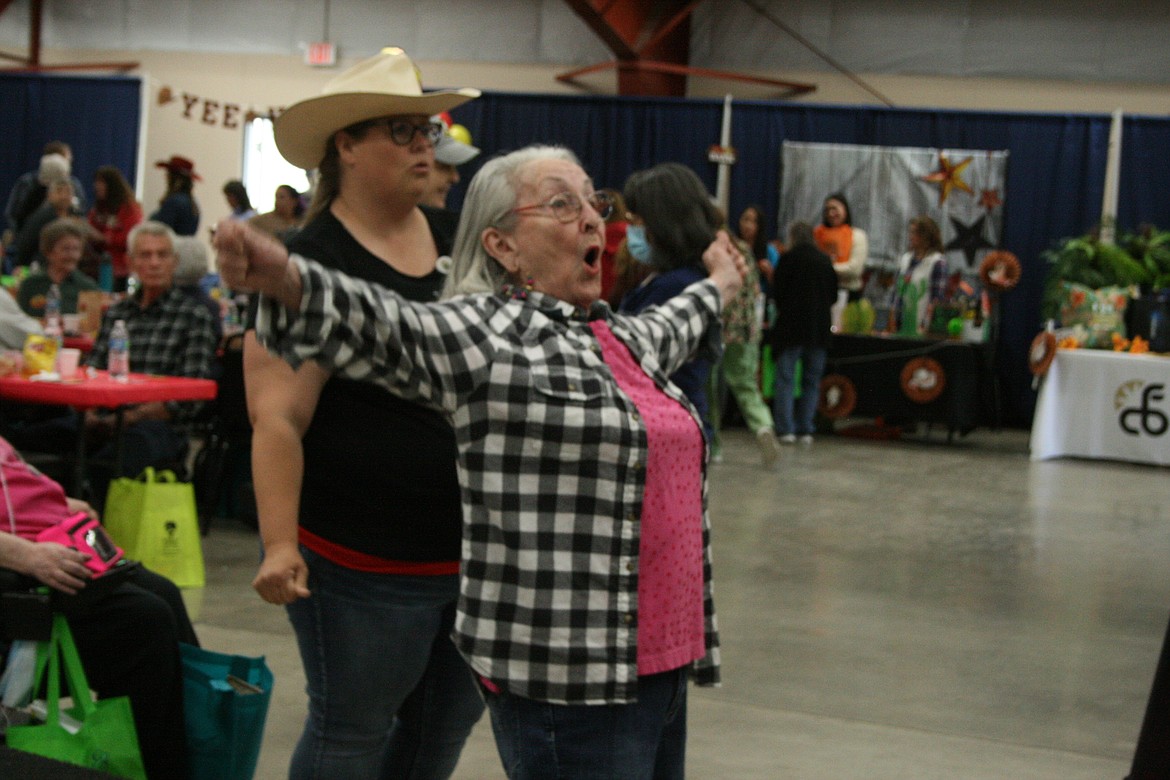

{"left": 1115, "top": 380, "right": 1168, "bottom": 436}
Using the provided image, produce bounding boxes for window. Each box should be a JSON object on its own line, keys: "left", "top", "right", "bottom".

{"left": 242, "top": 117, "right": 311, "bottom": 213}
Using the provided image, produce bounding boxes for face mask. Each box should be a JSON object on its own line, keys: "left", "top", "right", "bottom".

{"left": 626, "top": 225, "right": 654, "bottom": 265}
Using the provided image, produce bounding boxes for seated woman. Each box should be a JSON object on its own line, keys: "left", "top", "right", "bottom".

{"left": 0, "top": 433, "right": 196, "bottom": 778}
{"left": 16, "top": 218, "right": 100, "bottom": 317}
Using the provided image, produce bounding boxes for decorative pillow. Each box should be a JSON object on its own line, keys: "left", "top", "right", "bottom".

{"left": 1060, "top": 282, "right": 1131, "bottom": 348}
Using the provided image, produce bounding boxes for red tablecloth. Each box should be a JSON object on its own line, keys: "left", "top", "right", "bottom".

{"left": 0, "top": 371, "right": 217, "bottom": 409}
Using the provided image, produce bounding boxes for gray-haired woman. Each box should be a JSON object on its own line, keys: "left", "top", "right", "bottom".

{"left": 217, "top": 143, "right": 745, "bottom": 779}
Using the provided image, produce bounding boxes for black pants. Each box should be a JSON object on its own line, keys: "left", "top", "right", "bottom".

{"left": 62, "top": 567, "right": 198, "bottom": 779}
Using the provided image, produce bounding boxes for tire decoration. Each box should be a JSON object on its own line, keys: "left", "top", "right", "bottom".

{"left": 818, "top": 374, "right": 857, "bottom": 419}
{"left": 1028, "top": 331, "right": 1057, "bottom": 376}
{"left": 979, "top": 250, "right": 1022, "bottom": 292}
{"left": 900, "top": 357, "right": 946, "bottom": 404}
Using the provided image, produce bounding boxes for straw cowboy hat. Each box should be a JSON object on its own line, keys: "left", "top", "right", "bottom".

{"left": 155, "top": 155, "right": 202, "bottom": 181}
{"left": 275, "top": 47, "right": 481, "bottom": 170}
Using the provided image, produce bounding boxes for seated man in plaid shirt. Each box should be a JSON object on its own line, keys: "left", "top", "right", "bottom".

{"left": 83, "top": 221, "right": 218, "bottom": 479}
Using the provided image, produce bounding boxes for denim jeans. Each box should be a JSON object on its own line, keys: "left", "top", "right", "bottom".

{"left": 484, "top": 667, "right": 688, "bottom": 779}
{"left": 286, "top": 548, "right": 484, "bottom": 779}
{"left": 773, "top": 345, "right": 827, "bottom": 436}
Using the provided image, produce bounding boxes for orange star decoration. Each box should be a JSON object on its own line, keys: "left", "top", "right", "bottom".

{"left": 921, "top": 153, "right": 974, "bottom": 205}
{"left": 157, "top": 86, "right": 174, "bottom": 106}
{"left": 979, "top": 188, "right": 1002, "bottom": 210}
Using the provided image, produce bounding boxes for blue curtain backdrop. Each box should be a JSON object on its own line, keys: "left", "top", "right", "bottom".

{"left": 0, "top": 73, "right": 142, "bottom": 215}
{"left": 449, "top": 93, "right": 1142, "bottom": 427}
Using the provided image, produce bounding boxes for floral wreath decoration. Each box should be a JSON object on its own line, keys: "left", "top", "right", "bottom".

{"left": 979, "top": 250, "right": 1022, "bottom": 293}
{"left": 899, "top": 357, "right": 947, "bottom": 404}
{"left": 1028, "top": 331, "right": 1057, "bottom": 376}
{"left": 818, "top": 374, "right": 858, "bottom": 419}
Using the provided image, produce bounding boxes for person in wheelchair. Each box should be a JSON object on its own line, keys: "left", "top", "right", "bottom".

{"left": 0, "top": 433, "right": 197, "bottom": 778}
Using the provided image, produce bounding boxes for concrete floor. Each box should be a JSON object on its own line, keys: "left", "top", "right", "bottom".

{"left": 187, "top": 426, "right": 1165, "bottom": 779}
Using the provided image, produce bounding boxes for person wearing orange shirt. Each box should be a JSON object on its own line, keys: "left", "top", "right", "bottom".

{"left": 813, "top": 192, "right": 868, "bottom": 302}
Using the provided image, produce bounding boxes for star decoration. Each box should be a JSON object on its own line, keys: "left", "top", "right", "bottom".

{"left": 979, "top": 188, "right": 1003, "bottom": 210}
{"left": 921, "top": 153, "right": 974, "bottom": 205}
{"left": 944, "top": 215, "right": 995, "bottom": 269}
{"left": 157, "top": 86, "right": 173, "bottom": 105}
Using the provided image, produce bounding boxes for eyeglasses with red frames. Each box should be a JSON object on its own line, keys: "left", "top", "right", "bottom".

{"left": 510, "top": 191, "right": 613, "bottom": 223}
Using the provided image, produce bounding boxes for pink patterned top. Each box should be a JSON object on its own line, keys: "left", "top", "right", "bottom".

{"left": 0, "top": 438, "right": 71, "bottom": 539}
{"left": 590, "top": 320, "right": 706, "bottom": 675}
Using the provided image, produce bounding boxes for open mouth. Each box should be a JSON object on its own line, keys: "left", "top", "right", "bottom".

{"left": 584, "top": 246, "right": 600, "bottom": 269}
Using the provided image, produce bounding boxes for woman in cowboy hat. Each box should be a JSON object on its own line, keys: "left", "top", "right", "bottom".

{"left": 150, "top": 154, "right": 201, "bottom": 236}
{"left": 243, "top": 47, "right": 483, "bottom": 778}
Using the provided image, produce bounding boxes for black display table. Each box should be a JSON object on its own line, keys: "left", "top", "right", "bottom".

{"left": 825, "top": 333, "right": 1000, "bottom": 440}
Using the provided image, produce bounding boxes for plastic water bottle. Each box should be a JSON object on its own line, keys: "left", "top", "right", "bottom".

{"left": 43, "top": 283, "right": 63, "bottom": 348}
{"left": 108, "top": 319, "right": 130, "bottom": 382}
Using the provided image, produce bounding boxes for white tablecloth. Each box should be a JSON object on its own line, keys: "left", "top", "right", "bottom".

{"left": 1030, "top": 349, "right": 1170, "bottom": 465}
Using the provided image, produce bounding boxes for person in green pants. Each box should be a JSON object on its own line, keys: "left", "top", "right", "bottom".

{"left": 710, "top": 206, "right": 780, "bottom": 466}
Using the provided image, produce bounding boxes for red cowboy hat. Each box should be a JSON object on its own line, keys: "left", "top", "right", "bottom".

{"left": 155, "top": 154, "right": 202, "bottom": 181}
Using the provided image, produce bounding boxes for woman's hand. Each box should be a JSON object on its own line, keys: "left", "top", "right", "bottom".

{"left": 703, "top": 230, "right": 747, "bottom": 308}
{"left": 25, "top": 542, "right": 91, "bottom": 595}
{"left": 65, "top": 497, "right": 99, "bottom": 523}
{"left": 252, "top": 540, "right": 311, "bottom": 605}
{"left": 214, "top": 219, "right": 303, "bottom": 308}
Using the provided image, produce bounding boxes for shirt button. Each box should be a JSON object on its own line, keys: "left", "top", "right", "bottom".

{"left": 624, "top": 613, "right": 634, "bottom": 624}
{"left": 626, "top": 512, "right": 637, "bottom": 523}
{"left": 626, "top": 561, "right": 635, "bottom": 572}
{"left": 567, "top": 383, "right": 577, "bottom": 392}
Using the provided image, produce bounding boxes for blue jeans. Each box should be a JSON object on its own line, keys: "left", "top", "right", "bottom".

{"left": 286, "top": 548, "right": 484, "bottom": 779}
{"left": 773, "top": 345, "right": 827, "bottom": 436}
{"left": 484, "top": 668, "right": 688, "bottom": 779}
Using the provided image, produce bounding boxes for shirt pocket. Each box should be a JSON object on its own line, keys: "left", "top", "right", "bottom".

{"left": 530, "top": 365, "right": 606, "bottom": 404}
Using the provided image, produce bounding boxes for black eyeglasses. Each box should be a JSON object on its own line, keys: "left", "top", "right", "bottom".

{"left": 511, "top": 191, "right": 613, "bottom": 223}
{"left": 370, "top": 118, "right": 445, "bottom": 146}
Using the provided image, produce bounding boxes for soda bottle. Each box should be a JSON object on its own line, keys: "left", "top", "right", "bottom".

{"left": 108, "top": 319, "right": 130, "bottom": 382}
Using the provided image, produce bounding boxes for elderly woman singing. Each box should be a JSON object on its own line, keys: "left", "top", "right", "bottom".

{"left": 216, "top": 145, "right": 745, "bottom": 780}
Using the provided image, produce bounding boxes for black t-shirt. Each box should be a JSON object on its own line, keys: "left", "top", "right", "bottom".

{"left": 285, "top": 206, "right": 463, "bottom": 563}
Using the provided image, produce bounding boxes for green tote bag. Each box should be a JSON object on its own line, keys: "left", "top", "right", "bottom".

{"left": 5, "top": 614, "right": 147, "bottom": 779}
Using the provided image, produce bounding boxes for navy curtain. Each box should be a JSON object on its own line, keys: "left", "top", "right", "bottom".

{"left": 0, "top": 73, "right": 142, "bottom": 213}
{"left": 450, "top": 93, "right": 1144, "bottom": 427}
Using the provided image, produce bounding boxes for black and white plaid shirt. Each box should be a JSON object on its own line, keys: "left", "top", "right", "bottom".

{"left": 257, "top": 255, "right": 723, "bottom": 705}
{"left": 88, "top": 287, "right": 218, "bottom": 422}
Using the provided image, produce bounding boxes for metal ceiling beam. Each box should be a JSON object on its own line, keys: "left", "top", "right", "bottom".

{"left": 560, "top": 0, "right": 816, "bottom": 98}
{"left": 0, "top": 0, "right": 139, "bottom": 73}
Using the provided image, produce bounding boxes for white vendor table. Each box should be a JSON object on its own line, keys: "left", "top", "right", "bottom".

{"left": 1030, "top": 349, "right": 1170, "bottom": 466}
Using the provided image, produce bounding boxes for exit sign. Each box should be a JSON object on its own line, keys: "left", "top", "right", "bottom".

{"left": 306, "top": 42, "right": 336, "bottom": 67}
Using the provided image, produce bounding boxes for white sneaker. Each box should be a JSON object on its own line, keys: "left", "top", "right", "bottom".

{"left": 756, "top": 428, "right": 780, "bottom": 467}
{"left": 799, "top": 434, "right": 814, "bottom": 445}
{"left": 779, "top": 433, "right": 797, "bottom": 444}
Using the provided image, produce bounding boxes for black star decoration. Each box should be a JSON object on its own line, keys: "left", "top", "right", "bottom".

{"left": 944, "top": 215, "right": 995, "bottom": 268}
